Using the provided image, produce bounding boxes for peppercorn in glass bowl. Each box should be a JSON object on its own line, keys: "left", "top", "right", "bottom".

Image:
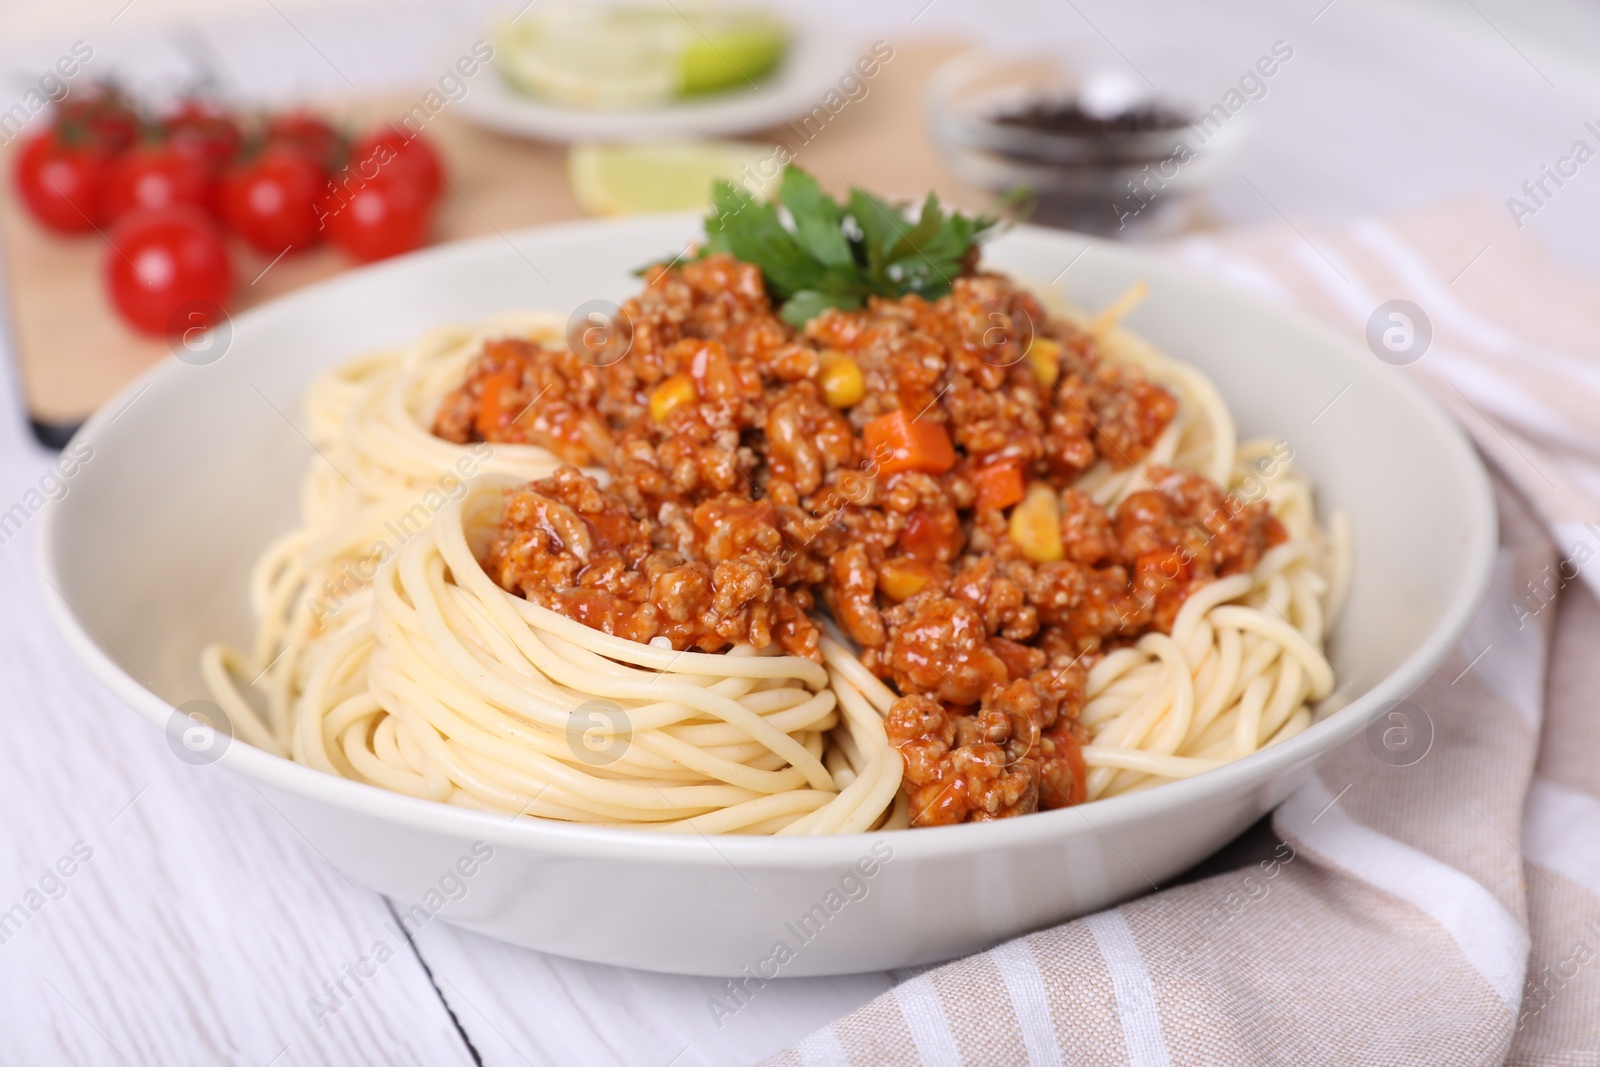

{"left": 927, "top": 51, "right": 1253, "bottom": 236}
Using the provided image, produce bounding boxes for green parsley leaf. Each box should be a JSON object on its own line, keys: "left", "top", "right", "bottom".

{"left": 700, "top": 165, "right": 1003, "bottom": 326}
{"left": 779, "top": 168, "right": 852, "bottom": 269}
{"left": 780, "top": 289, "right": 860, "bottom": 328}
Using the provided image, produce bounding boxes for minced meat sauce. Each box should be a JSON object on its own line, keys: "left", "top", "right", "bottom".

{"left": 433, "top": 253, "right": 1283, "bottom": 825}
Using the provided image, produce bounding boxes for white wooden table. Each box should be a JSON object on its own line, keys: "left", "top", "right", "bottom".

{"left": 2, "top": 1, "right": 1598, "bottom": 1063}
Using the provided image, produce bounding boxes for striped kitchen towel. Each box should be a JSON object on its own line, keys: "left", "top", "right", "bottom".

{"left": 768, "top": 196, "right": 1600, "bottom": 1067}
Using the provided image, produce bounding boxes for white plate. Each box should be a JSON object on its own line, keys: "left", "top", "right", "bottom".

{"left": 37, "top": 215, "right": 1496, "bottom": 976}
{"left": 455, "top": 28, "right": 865, "bottom": 142}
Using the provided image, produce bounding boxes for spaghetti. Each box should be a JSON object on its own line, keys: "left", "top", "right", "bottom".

{"left": 202, "top": 314, "right": 570, "bottom": 759}
{"left": 202, "top": 263, "right": 1346, "bottom": 833}
{"left": 1062, "top": 302, "right": 1351, "bottom": 800}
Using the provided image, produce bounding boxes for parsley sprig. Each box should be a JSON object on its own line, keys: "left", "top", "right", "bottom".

{"left": 701, "top": 166, "right": 1002, "bottom": 327}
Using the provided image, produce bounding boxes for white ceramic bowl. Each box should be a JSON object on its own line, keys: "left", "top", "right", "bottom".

{"left": 37, "top": 215, "right": 1496, "bottom": 977}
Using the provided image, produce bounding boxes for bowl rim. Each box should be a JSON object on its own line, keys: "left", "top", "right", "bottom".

{"left": 35, "top": 214, "right": 1499, "bottom": 869}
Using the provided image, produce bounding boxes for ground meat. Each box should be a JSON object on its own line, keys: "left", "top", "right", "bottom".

{"left": 483, "top": 467, "right": 658, "bottom": 642}
{"left": 1115, "top": 466, "right": 1287, "bottom": 631}
{"left": 885, "top": 674, "right": 1088, "bottom": 826}
{"left": 433, "top": 338, "right": 612, "bottom": 465}
{"left": 1037, "top": 723, "right": 1090, "bottom": 809}
{"left": 485, "top": 468, "right": 816, "bottom": 655}
{"left": 825, "top": 543, "right": 885, "bottom": 649}
{"left": 429, "top": 255, "right": 1287, "bottom": 824}
{"left": 1028, "top": 559, "right": 1143, "bottom": 646}
{"left": 1090, "top": 364, "right": 1179, "bottom": 466}
{"left": 947, "top": 555, "right": 1038, "bottom": 642}
{"left": 763, "top": 384, "right": 855, "bottom": 497}
{"left": 1058, "top": 487, "right": 1117, "bottom": 565}
{"left": 877, "top": 596, "right": 1009, "bottom": 706}
{"left": 1042, "top": 376, "right": 1100, "bottom": 478}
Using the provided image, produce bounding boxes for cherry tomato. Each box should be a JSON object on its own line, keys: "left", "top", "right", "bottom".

{"left": 104, "top": 206, "right": 232, "bottom": 336}
{"left": 104, "top": 142, "right": 214, "bottom": 220}
{"left": 350, "top": 124, "right": 443, "bottom": 203}
{"left": 163, "top": 100, "right": 241, "bottom": 172}
{"left": 322, "top": 170, "right": 431, "bottom": 263}
{"left": 14, "top": 130, "right": 108, "bottom": 233}
{"left": 218, "top": 146, "right": 325, "bottom": 254}
{"left": 265, "top": 112, "right": 343, "bottom": 175}
{"left": 56, "top": 84, "right": 140, "bottom": 155}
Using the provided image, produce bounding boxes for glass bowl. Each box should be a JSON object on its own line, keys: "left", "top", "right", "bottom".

{"left": 927, "top": 51, "right": 1254, "bottom": 236}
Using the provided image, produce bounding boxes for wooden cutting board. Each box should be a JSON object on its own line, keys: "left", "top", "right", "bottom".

{"left": 0, "top": 39, "right": 990, "bottom": 441}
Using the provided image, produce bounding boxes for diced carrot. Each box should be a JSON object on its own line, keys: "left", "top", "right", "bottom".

{"left": 1135, "top": 547, "right": 1191, "bottom": 584}
{"left": 863, "top": 409, "right": 957, "bottom": 477}
{"left": 972, "top": 459, "right": 1025, "bottom": 512}
{"left": 474, "top": 371, "right": 520, "bottom": 438}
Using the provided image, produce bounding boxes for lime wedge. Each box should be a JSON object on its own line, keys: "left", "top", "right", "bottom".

{"left": 495, "top": 7, "right": 788, "bottom": 110}
{"left": 568, "top": 141, "right": 779, "bottom": 216}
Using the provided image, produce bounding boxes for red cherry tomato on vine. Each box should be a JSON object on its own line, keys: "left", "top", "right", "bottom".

{"left": 163, "top": 101, "right": 242, "bottom": 173}
{"left": 104, "top": 206, "right": 232, "bottom": 336}
{"left": 265, "top": 112, "right": 343, "bottom": 175}
{"left": 104, "top": 143, "right": 214, "bottom": 220}
{"left": 350, "top": 124, "right": 443, "bottom": 203}
{"left": 218, "top": 147, "right": 325, "bottom": 254}
{"left": 322, "top": 171, "right": 431, "bottom": 262}
{"left": 14, "top": 130, "right": 108, "bottom": 232}
{"left": 56, "top": 85, "right": 140, "bottom": 155}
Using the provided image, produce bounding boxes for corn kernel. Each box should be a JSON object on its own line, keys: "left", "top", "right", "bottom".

{"left": 1009, "top": 484, "right": 1064, "bottom": 563}
{"left": 1024, "top": 337, "right": 1062, "bottom": 388}
{"left": 878, "top": 559, "right": 931, "bottom": 601}
{"left": 818, "top": 350, "right": 865, "bottom": 408}
{"left": 650, "top": 373, "right": 697, "bottom": 423}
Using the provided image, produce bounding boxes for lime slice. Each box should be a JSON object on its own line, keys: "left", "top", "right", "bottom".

{"left": 568, "top": 141, "right": 779, "bottom": 216}
{"left": 495, "top": 7, "right": 788, "bottom": 110}
{"left": 679, "top": 15, "right": 789, "bottom": 96}
{"left": 495, "top": 11, "right": 681, "bottom": 110}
